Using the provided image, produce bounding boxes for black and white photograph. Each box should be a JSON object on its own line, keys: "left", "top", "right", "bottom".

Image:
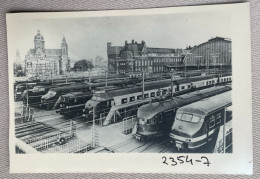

{"left": 7, "top": 3, "right": 252, "bottom": 174}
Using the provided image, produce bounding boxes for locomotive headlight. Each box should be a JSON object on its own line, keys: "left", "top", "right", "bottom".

{"left": 60, "top": 104, "right": 63, "bottom": 108}
{"left": 66, "top": 106, "right": 69, "bottom": 109}
{"left": 185, "top": 138, "right": 191, "bottom": 142}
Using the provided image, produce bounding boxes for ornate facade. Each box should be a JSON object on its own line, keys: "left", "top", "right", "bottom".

{"left": 25, "top": 30, "right": 70, "bottom": 77}
{"left": 107, "top": 40, "right": 188, "bottom": 74}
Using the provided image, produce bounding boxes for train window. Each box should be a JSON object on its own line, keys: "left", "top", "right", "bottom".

{"left": 121, "top": 98, "right": 127, "bottom": 104}
{"left": 212, "top": 80, "right": 215, "bottom": 84}
{"left": 137, "top": 95, "right": 142, "bottom": 100}
{"left": 181, "top": 86, "right": 185, "bottom": 90}
{"left": 151, "top": 118, "right": 155, "bottom": 125}
{"left": 216, "top": 113, "right": 221, "bottom": 124}
{"left": 206, "top": 82, "right": 208, "bottom": 85}
{"left": 151, "top": 92, "right": 155, "bottom": 97}
{"left": 221, "top": 79, "right": 223, "bottom": 82}
{"left": 139, "top": 118, "right": 145, "bottom": 124}
{"left": 130, "top": 96, "right": 135, "bottom": 102}
{"left": 181, "top": 113, "right": 192, "bottom": 122}
{"left": 191, "top": 116, "right": 200, "bottom": 123}
{"left": 156, "top": 91, "right": 161, "bottom": 96}
{"left": 162, "top": 90, "right": 167, "bottom": 95}
{"left": 209, "top": 116, "right": 215, "bottom": 128}
{"left": 144, "top": 93, "right": 149, "bottom": 98}
{"left": 209, "top": 81, "right": 211, "bottom": 85}
{"left": 146, "top": 119, "right": 150, "bottom": 125}
{"left": 176, "top": 113, "right": 182, "bottom": 120}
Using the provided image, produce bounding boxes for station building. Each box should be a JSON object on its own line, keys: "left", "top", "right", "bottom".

{"left": 107, "top": 37, "right": 232, "bottom": 75}
{"left": 182, "top": 37, "right": 232, "bottom": 71}
{"left": 107, "top": 40, "right": 189, "bottom": 74}
{"left": 25, "top": 30, "right": 70, "bottom": 78}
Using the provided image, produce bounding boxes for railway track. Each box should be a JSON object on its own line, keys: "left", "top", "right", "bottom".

{"left": 106, "top": 136, "right": 178, "bottom": 153}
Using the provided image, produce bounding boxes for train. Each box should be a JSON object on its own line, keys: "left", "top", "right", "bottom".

{"left": 134, "top": 85, "right": 231, "bottom": 140}
{"left": 83, "top": 75, "right": 232, "bottom": 122}
{"left": 55, "top": 85, "right": 121, "bottom": 116}
{"left": 21, "top": 82, "right": 76, "bottom": 106}
{"left": 14, "top": 82, "right": 37, "bottom": 101}
{"left": 169, "top": 91, "right": 232, "bottom": 152}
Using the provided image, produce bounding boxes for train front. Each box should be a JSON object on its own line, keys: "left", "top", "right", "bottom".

{"left": 22, "top": 86, "right": 47, "bottom": 105}
{"left": 169, "top": 108, "right": 205, "bottom": 151}
{"left": 82, "top": 92, "right": 105, "bottom": 120}
{"left": 134, "top": 102, "right": 165, "bottom": 140}
{"left": 41, "top": 89, "right": 57, "bottom": 106}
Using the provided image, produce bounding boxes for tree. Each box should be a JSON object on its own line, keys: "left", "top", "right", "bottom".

{"left": 73, "top": 59, "right": 94, "bottom": 71}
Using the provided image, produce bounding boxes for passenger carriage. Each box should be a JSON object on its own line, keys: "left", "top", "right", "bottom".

{"left": 83, "top": 75, "right": 232, "bottom": 122}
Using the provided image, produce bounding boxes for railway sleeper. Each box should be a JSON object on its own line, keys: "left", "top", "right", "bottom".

{"left": 16, "top": 126, "right": 55, "bottom": 138}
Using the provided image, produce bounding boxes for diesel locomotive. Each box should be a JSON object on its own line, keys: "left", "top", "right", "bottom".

{"left": 134, "top": 85, "right": 231, "bottom": 140}
{"left": 169, "top": 91, "right": 232, "bottom": 152}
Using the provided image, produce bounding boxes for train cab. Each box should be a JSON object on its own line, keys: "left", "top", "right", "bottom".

{"left": 169, "top": 91, "right": 232, "bottom": 151}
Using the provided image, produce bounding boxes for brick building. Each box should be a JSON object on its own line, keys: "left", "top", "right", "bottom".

{"left": 107, "top": 40, "right": 188, "bottom": 74}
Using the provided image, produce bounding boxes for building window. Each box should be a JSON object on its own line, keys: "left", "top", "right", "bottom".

{"left": 151, "top": 92, "right": 155, "bottom": 97}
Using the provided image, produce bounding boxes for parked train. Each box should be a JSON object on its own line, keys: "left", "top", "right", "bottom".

{"left": 134, "top": 85, "right": 231, "bottom": 140}
{"left": 55, "top": 86, "right": 121, "bottom": 116}
{"left": 169, "top": 91, "right": 232, "bottom": 152}
{"left": 14, "top": 83, "right": 37, "bottom": 101}
{"left": 83, "top": 75, "right": 232, "bottom": 121}
{"left": 21, "top": 82, "right": 76, "bottom": 105}
{"left": 40, "top": 83, "right": 92, "bottom": 109}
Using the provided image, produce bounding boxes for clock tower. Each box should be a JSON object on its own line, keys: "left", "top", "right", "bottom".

{"left": 34, "top": 30, "right": 45, "bottom": 53}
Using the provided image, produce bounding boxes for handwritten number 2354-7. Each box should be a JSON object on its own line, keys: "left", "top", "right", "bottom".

{"left": 162, "top": 156, "right": 210, "bottom": 167}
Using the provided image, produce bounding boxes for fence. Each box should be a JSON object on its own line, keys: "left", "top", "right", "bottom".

{"left": 15, "top": 106, "right": 34, "bottom": 125}
{"left": 122, "top": 115, "right": 137, "bottom": 135}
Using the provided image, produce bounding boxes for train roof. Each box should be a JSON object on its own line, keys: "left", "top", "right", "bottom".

{"left": 137, "top": 85, "right": 231, "bottom": 119}
{"left": 93, "top": 80, "right": 172, "bottom": 100}
{"left": 49, "top": 83, "right": 90, "bottom": 92}
{"left": 177, "top": 91, "right": 232, "bottom": 116}
{"left": 61, "top": 91, "right": 92, "bottom": 98}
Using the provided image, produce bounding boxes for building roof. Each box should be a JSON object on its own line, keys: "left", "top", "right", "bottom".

{"left": 45, "top": 49, "right": 62, "bottom": 56}
{"left": 147, "top": 47, "right": 175, "bottom": 54}
{"left": 34, "top": 30, "right": 44, "bottom": 41}
{"left": 108, "top": 46, "right": 123, "bottom": 55}
{"left": 26, "top": 49, "right": 62, "bottom": 56}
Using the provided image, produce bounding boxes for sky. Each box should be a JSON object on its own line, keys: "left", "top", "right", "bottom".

{"left": 7, "top": 11, "right": 231, "bottom": 62}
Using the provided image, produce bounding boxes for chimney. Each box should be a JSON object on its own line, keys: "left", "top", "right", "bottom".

{"left": 132, "top": 39, "right": 134, "bottom": 44}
